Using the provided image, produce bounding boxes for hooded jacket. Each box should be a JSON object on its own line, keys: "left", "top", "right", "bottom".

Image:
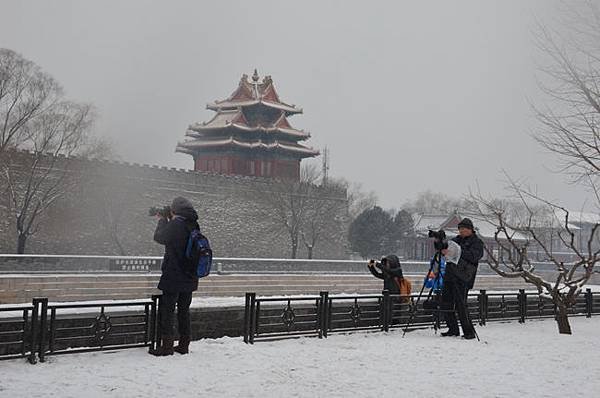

{"left": 154, "top": 203, "right": 200, "bottom": 293}
{"left": 368, "top": 255, "right": 404, "bottom": 294}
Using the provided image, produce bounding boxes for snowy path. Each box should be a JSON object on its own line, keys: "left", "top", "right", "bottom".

{"left": 2, "top": 317, "right": 599, "bottom": 398}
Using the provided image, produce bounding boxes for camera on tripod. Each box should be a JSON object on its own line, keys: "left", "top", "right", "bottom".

{"left": 148, "top": 205, "right": 171, "bottom": 218}
{"left": 428, "top": 229, "right": 448, "bottom": 251}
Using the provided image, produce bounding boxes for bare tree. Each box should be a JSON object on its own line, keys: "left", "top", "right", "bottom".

{"left": 403, "top": 190, "right": 465, "bottom": 215}
{"left": 468, "top": 179, "right": 599, "bottom": 335}
{"left": 2, "top": 102, "right": 97, "bottom": 253}
{"left": 465, "top": 2, "right": 600, "bottom": 335}
{"left": 252, "top": 164, "right": 346, "bottom": 259}
{"left": 300, "top": 185, "right": 346, "bottom": 259}
{"left": 331, "top": 177, "right": 377, "bottom": 220}
{"left": 0, "top": 48, "right": 61, "bottom": 158}
{"left": 532, "top": 2, "right": 600, "bottom": 187}
{"left": 0, "top": 49, "right": 112, "bottom": 253}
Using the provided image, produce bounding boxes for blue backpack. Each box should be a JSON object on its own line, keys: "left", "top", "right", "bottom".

{"left": 184, "top": 229, "right": 213, "bottom": 278}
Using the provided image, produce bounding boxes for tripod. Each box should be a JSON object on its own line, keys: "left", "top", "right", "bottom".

{"left": 402, "top": 250, "right": 445, "bottom": 337}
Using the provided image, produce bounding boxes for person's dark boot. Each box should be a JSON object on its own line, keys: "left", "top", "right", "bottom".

{"left": 441, "top": 330, "right": 460, "bottom": 337}
{"left": 462, "top": 333, "right": 476, "bottom": 340}
{"left": 150, "top": 335, "right": 174, "bottom": 356}
{"left": 174, "top": 336, "right": 190, "bottom": 355}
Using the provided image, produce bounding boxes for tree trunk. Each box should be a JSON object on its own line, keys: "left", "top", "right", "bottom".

{"left": 291, "top": 243, "right": 297, "bottom": 259}
{"left": 307, "top": 246, "right": 313, "bottom": 259}
{"left": 556, "top": 305, "right": 572, "bottom": 335}
{"left": 17, "top": 233, "right": 27, "bottom": 254}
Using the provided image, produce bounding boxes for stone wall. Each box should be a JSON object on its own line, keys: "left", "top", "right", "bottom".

{"left": 0, "top": 151, "right": 350, "bottom": 258}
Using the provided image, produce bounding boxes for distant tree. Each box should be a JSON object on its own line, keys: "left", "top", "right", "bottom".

{"left": 331, "top": 177, "right": 377, "bottom": 220}
{"left": 392, "top": 209, "right": 415, "bottom": 257}
{"left": 393, "top": 209, "right": 414, "bottom": 238}
{"left": 348, "top": 206, "right": 396, "bottom": 259}
{"left": 403, "top": 190, "right": 464, "bottom": 215}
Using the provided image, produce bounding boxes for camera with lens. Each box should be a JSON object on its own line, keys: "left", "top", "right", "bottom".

{"left": 368, "top": 257, "right": 388, "bottom": 270}
{"left": 428, "top": 229, "right": 448, "bottom": 251}
{"left": 148, "top": 205, "right": 171, "bottom": 219}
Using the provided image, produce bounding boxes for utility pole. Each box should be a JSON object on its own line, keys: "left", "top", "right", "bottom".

{"left": 322, "top": 147, "right": 329, "bottom": 186}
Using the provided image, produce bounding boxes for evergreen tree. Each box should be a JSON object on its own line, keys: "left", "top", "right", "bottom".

{"left": 348, "top": 206, "right": 396, "bottom": 259}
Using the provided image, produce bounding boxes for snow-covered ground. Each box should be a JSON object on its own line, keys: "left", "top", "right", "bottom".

{"left": 2, "top": 317, "right": 599, "bottom": 398}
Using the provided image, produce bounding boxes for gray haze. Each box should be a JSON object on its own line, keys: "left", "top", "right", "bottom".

{"left": 0, "top": 0, "right": 591, "bottom": 210}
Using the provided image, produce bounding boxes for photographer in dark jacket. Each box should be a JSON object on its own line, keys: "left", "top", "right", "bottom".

{"left": 368, "top": 254, "right": 404, "bottom": 294}
{"left": 151, "top": 197, "right": 200, "bottom": 356}
{"left": 440, "top": 218, "right": 484, "bottom": 339}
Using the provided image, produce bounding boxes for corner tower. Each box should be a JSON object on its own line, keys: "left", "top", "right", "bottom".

{"left": 176, "top": 70, "right": 319, "bottom": 179}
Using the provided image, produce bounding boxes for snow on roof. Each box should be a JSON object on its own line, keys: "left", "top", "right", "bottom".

{"left": 187, "top": 110, "right": 310, "bottom": 140}
{"left": 176, "top": 137, "right": 320, "bottom": 157}
{"left": 206, "top": 71, "right": 302, "bottom": 115}
{"left": 565, "top": 211, "right": 600, "bottom": 225}
{"left": 413, "top": 214, "right": 454, "bottom": 234}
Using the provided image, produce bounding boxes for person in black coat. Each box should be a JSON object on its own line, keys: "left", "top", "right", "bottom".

{"left": 441, "top": 218, "right": 484, "bottom": 339}
{"left": 151, "top": 196, "right": 200, "bottom": 356}
{"left": 368, "top": 254, "right": 404, "bottom": 294}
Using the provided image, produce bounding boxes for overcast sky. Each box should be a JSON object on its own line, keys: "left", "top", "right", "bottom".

{"left": 1, "top": 0, "right": 592, "bottom": 210}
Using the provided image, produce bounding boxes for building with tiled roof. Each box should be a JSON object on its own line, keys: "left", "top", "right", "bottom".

{"left": 177, "top": 70, "right": 319, "bottom": 179}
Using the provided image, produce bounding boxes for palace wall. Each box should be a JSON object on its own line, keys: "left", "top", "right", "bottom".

{"left": 0, "top": 151, "right": 350, "bottom": 258}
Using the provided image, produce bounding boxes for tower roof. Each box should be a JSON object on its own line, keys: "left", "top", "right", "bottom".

{"left": 207, "top": 70, "right": 302, "bottom": 115}
{"left": 187, "top": 109, "right": 311, "bottom": 140}
{"left": 176, "top": 137, "right": 320, "bottom": 158}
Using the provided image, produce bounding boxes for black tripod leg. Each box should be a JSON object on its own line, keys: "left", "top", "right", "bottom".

{"left": 402, "top": 254, "right": 440, "bottom": 338}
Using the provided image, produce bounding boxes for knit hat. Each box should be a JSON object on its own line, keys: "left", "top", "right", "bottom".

{"left": 170, "top": 197, "right": 194, "bottom": 215}
{"left": 457, "top": 218, "right": 475, "bottom": 231}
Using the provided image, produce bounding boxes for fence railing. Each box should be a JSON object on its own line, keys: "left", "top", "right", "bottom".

{"left": 0, "top": 303, "right": 33, "bottom": 361}
{"left": 0, "top": 296, "right": 160, "bottom": 363}
{"left": 243, "top": 288, "right": 600, "bottom": 343}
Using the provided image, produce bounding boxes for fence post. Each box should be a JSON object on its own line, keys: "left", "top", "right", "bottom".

{"left": 150, "top": 294, "right": 161, "bottom": 353}
{"left": 319, "top": 291, "right": 329, "bottom": 339}
{"left": 38, "top": 298, "right": 48, "bottom": 363}
{"left": 244, "top": 293, "right": 251, "bottom": 343}
{"left": 518, "top": 289, "right": 526, "bottom": 324}
{"left": 382, "top": 290, "right": 390, "bottom": 332}
{"left": 586, "top": 288, "right": 593, "bottom": 318}
{"left": 478, "top": 289, "right": 487, "bottom": 326}
{"left": 249, "top": 293, "right": 257, "bottom": 345}
{"left": 28, "top": 298, "right": 41, "bottom": 364}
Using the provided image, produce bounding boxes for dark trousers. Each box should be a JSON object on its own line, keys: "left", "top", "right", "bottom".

{"left": 159, "top": 291, "right": 193, "bottom": 337}
{"left": 441, "top": 280, "right": 475, "bottom": 336}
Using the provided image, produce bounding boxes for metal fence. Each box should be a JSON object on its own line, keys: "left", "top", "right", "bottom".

{"left": 243, "top": 288, "right": 600, "bottom": 343}
{"left": 0, "top": 296, "right": 161, "bottom": 363}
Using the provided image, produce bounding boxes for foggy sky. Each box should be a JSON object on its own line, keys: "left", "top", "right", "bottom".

{"left": 0, "top": 0, "right": 592, "bottom": 211}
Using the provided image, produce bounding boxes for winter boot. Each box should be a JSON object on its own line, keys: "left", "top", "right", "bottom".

{"left": 174, "top": 336, "right": 191, "bottom": 355}
{"left": 150, "top": 335, "right": 174, "bottom": 356}
{"left": 441, "top": 329, "right": 460, "bottom": 337}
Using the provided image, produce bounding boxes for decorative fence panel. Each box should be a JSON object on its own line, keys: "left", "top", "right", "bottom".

{"left": 243, "top": 288, "right": 600, "bottom": 343}
{"left": 0, "top": 296, "right": 158, "bottom": 363}
{"left": 0, "top": 304, "right": 33, "bottom": 361}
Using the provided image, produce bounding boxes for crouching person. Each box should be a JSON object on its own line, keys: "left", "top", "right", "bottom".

{"left": 368, "top": 255, "right": 411, "bottom": 302}
{"left": 150, "top": 197, "right": 200, "bottom": 356}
